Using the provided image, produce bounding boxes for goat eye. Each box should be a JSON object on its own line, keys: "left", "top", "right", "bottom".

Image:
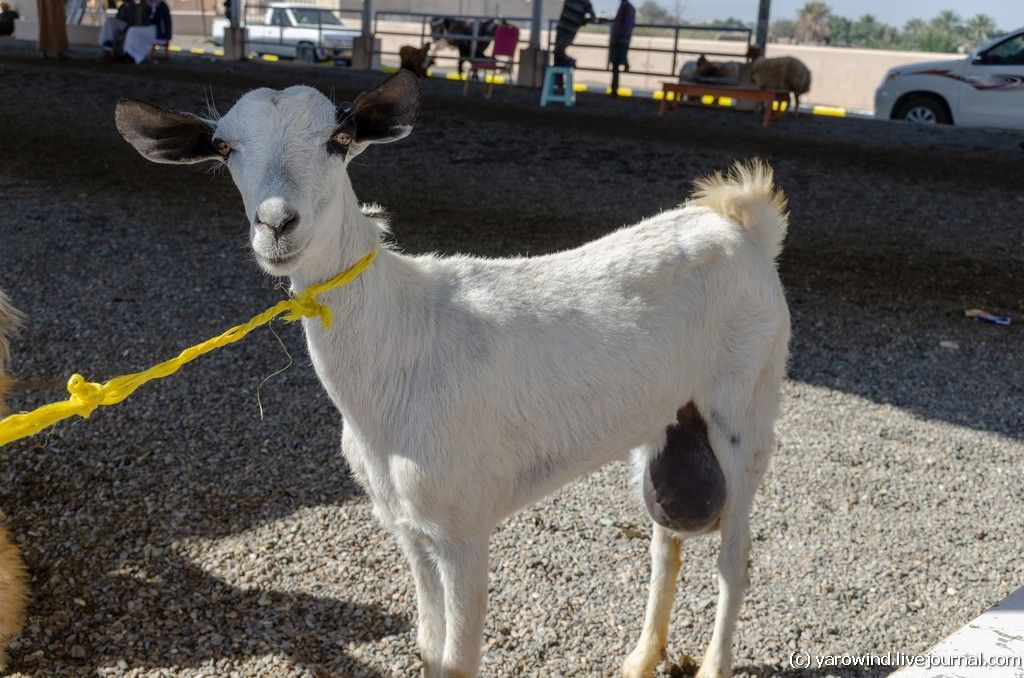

{"left": 213, "top": 138, "right": 231, "bottom": 158}
{"left": 328, "top": 130, "right": 352, "bottom": 155}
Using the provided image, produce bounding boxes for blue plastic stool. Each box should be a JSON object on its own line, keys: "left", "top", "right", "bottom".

{"left": 540, "top": 66, "right": 576, "bottom": 107}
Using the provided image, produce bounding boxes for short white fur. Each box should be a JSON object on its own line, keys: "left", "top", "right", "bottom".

{"left": 119, "top": 80, "right": 791, "bottom": 678}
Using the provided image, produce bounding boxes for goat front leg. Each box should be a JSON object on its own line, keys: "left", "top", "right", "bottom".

{"left": 622, "top": 524, "right": 682, "bottom": 677}
{"left": 399, "top": 532, "right": 446, "bottom": 677}
{"left": 696, "top": 509, "right": 752, "bottom": 678}
{"left": 434, "top": 536, "right": 489, "bottom": 678}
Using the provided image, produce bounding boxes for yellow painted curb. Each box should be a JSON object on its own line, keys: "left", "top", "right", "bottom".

{"left": 445, "top": 72, "right": 467, "bottom": 81}
{"left": 573, "top": 83, "right": 588, "bottom": 92}
{"left": 605, "top": 86, "right": 632, "bottom": 97}
{"left": 167, "top": 45, "right": 183, "bottom": 52}
{"left": 189, "top": 47, "right": 205, "bottom": 55}
{"left": 262, "top": 54, "right": 279, "bottom": 62}
{"left": 213, "top": 48, "right": 224, "bottom": 57}
{"left": 812, "top": 105, "right": 846, "bottom": 117}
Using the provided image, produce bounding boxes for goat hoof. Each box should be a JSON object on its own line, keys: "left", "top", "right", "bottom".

{"left": 622, "top": 649, "right": 663, "bottom": 678}
{"left": 694, "top": 656, "right": 730, "bottom": 678}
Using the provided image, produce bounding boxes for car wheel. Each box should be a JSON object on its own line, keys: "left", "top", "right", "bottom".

{"left": 896, "top": 95, "right": 951, "bottom": 125}
{"left": 297, "top": 44, "right": 316, "bottom": 64}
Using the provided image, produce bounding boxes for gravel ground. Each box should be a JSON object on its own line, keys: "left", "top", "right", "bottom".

{"left": 0, "top": 41, "right": 1022, "bottom": 677}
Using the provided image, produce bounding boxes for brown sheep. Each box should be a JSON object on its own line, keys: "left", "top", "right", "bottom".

{"left": 749, "top": 55, "right": 812, "bottom": 110}
{"left": 399, "top": 42, "right": 434, "bottom": 78}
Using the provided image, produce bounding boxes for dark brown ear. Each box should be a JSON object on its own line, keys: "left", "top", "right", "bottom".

{"left": 115, "top": 99, "right": 219, "bottom": 164}
{"left": 335, "top": 70, "right": 422, "bottom": 157}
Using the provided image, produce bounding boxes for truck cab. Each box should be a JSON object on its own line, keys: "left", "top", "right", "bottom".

{"left": 875, "top": 28, "right": 1024, "bottom": 130}
{"left": 212, "top": 3, "right": 359, "bottom": 64}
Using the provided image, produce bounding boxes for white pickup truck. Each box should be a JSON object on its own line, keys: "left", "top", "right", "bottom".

{"left": 874, "top": 27, "right": 1024, "bottom": 130}
{"left": 212, "top": 3, "right": 359, "bottom": 64}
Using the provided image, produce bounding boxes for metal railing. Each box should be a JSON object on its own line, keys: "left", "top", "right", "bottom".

{"left": 548, "top": 20, "right": 752, "bottom": 81}
{"left": 371, "top": 11, "right": 533, "bottom": 74}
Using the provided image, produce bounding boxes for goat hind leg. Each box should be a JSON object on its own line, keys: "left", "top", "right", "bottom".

{"left": 622, "top": 524, "right": 682, "bottom": 678}
{"left": 696, "top": 504, "right": 753, "bottom": 678}
{"left": 696, "top": 415, "right": 768, "bottom": 677}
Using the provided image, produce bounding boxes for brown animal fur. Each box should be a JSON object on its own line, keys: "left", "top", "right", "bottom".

{"left": 0, "top": 523, "right": 26, "bottom": 672}
{"left": 399, "top": 42, "right": 433, "bottom": 78}
{"left": 0, "top": 290, "right": 23, "bottom": 415}
{"left": 694, "top": 54, "right": 745, "bottom": 82}
{"left": 749, "top": 55, "right": 812, "bottom": 109}
{"left": 0, "top": 291, "right": 27, "bottom": 671}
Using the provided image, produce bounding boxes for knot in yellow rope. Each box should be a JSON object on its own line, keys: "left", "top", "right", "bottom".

{"left": 282, "top": 291, "right": 332, "bottom": 327}
{"left": 66, "top": 374, "right": 104, "bottom": 419}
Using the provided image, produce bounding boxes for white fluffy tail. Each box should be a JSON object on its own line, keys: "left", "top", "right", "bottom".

{"left": 691, "top": 159, "right": 789, "bottom": 260}
{"left": 0, "top": 290, "right": 23, "bottom": 414}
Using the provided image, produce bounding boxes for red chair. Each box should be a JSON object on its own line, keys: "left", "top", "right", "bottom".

{"left": 464, "top": 23, "right": 520, "bottom": 97}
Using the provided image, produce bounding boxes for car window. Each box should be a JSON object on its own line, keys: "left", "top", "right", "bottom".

{"left": 291, "top": 8, "right": 342, "bottom": 25}
{"left": 982, "top": 34, "right": 1024, "bottom": 65}
{"left": 269, "top": 9, "right": 285, "bottom": 26}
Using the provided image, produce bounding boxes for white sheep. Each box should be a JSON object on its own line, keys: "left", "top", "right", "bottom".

{"left": 114, "top": 71, "right": 790, "bottom": 678}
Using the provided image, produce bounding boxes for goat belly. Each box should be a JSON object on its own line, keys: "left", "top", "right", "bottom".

{"left": 642, "top": 403, "right": 725, "bottom": 534}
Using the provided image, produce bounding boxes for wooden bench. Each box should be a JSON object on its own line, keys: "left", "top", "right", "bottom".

{"left": 658, "top": 82, "right": 791, "bottom": 128}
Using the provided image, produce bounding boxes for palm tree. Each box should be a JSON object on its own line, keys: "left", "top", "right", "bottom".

{"left": 930, "top": 10, "right": 965, "bottom": 46}
{"left": 965, "top": 14, "right": 998, "bottom": 47}
{"left": 932, "top": 10, "right": 962, "bottom": 29}
{"left": 795, "top": 2, "right": 831, "bottom": 44}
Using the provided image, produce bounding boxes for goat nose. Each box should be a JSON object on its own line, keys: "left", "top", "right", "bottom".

{"left": 255, "top": 199, "right": 299, "bottom": 238}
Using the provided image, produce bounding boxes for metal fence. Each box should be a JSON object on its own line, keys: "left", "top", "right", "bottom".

{"left": 370, "top": 13, "right": 751, "bottom": 88}
{"left": 547, "top": 21, "right": 752, "bottom": 81}
{"left": 371, "top": 11, "right": 534, "bottom": 73}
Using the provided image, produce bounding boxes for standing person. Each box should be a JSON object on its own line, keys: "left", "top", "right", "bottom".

{"left": 0, "top": 3, "right": 19, "bottom": 37}
{"left": 36, "top": 0, "right": 68, "bottom": 58}
{"left": 552, "top": 0, "right": 597, "bottom": 90}
{"left": 148, "top": 0, "right": 170, "bottom": 42}
{"left": 608, "top": 0, "right": 635, "bottom": 96}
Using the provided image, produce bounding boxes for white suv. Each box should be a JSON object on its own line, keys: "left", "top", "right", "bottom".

{"left": 875, "top": 28, "right": 1024, "bottom": 130}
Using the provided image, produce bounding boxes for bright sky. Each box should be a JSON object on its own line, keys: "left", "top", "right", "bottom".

{"left": 592, "top": 1, "right": 1024, "bottom": 31}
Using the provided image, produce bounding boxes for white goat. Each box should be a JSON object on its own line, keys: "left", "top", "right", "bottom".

{"left": 114, "top": 71, "right": 790, "bottom": 678}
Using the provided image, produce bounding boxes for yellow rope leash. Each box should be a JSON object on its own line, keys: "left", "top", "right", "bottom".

{"left": 0, "top": 246, "right": 379, "bottom": 448}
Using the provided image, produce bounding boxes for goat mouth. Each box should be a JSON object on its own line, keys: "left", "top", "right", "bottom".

{"left": 259, "top": 250, "right": 302, "bottom": 267}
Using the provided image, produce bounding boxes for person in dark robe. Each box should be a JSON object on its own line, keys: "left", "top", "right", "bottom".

{"left": 553, "top": 0, "right": 597, "bottom": 69}
{"left": 608, "top": 0, "right": 635, "bottom": 96}
{"left": 0, "top": 3, "right": 19, "bottom": 37}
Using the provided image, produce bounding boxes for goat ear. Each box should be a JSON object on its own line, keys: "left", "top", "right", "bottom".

{"left": 115, "top": 99, "right": 219, "bottom": 164}
{"left": 337, "top": 70, "right": 421, "bottom": 157}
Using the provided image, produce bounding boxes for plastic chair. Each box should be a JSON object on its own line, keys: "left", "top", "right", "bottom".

{"left": 464, "top": 23, "right": 520, "bottom": 97}
{"left": 540, "top": 66, "right": 575, "bottom": 107}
